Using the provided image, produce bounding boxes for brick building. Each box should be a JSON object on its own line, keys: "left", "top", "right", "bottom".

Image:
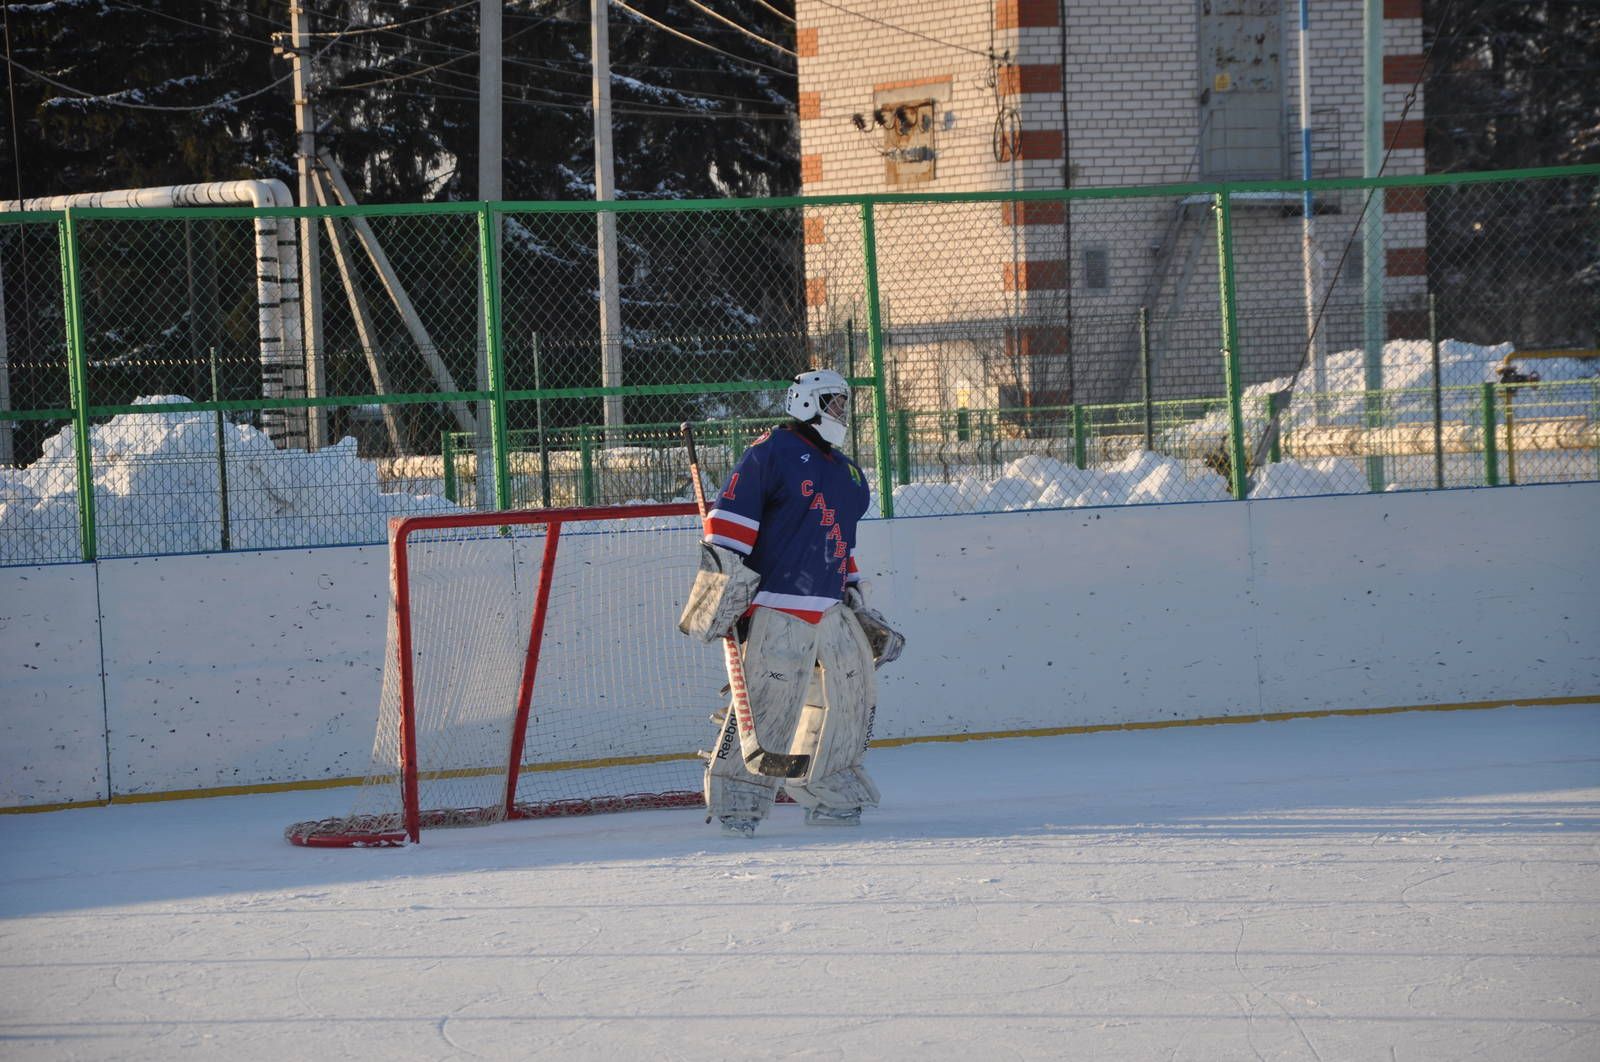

{"left": 794, "top": 0, "right": 1428, "bottom": 411}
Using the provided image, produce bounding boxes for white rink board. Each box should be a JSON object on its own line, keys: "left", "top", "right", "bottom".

{"left": 96, "top": 547, "right": 391, "bottom": 795}
{"left": 1250, "top": 488, "right": 1600, "bottom": 711}
{"left": 2, "top": 481, "right": 1597, "bottom": 805}
{"left": 0, "top": 564, "right": 107, "bottom": 806}
{"left": 866, "top": 501, "right": 1261, "bottom": 736}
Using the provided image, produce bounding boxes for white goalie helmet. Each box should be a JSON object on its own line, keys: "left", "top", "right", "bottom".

{"left": 785, "top": 369, "right": 851, "bottom": 447}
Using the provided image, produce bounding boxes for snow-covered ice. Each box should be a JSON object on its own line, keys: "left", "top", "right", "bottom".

{"left": 3, "top": 704, "right": 1596, "bottom": 1060}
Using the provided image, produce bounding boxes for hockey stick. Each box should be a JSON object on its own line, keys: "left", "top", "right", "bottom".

{"left": 681, "top": 422, "right": 810, "bottom": 780}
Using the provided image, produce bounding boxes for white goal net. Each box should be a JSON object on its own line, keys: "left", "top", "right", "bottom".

{"left": 286, "top": 503, "right": 721, "bottom": 846}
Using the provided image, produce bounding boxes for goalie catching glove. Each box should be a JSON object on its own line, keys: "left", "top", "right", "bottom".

{"left": 843, "top": 583, "right": 905, "bottom": 668}
{"left": 678, "top": 543, "right": 761, "bottom": 642}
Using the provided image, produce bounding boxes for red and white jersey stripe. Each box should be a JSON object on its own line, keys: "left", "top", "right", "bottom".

{"left": 703, "top": 508, "right": 759, "bottom": 554}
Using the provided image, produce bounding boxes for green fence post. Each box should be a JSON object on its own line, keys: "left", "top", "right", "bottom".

{"left": 1213, "top": 191, "right": 1249, "bottom": 500}
{"left": 1428, "top": 291, "right": 1444, "bottom": 489}
{"left": 846, "top": 317, "right": 861, "bottom": 457}
{"left": 478, "top": 204, "right": 511, "bottom": 510}
{"left": 1481, "top": 382, "right": 1500, "bottom": 487}
{"left": 441, "top": 430, "right": 457, "bottom": 503}
{"left": 861, "top": 202, "right": 894, "bottom": 517}
{"left": 1072, "top": 404, "right": 1088, "bottom": 469}
{"left": 60, "top": 211, "right": 96, "bottom": 561}
{"left": 579, "top": 423, "right": 596, "bottom": 505}
{"left": 894, "top": 409, "right": 911, "bottom": 487}
{"left": 1266, "top": 391, "right": 1287, "bottom": 464}
{"left": 209, "top": 347, "right": 231, "bottom": 551}
{"left": 1138, "top": 305, "right": 1154, "bottom": 451}
{"left": 533, "top": 332, "right": 551, "bottom": 508}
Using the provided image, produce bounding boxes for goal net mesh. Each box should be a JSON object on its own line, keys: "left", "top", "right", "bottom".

{"left": 286, "top": 505, "right": 720, "bottom": 845}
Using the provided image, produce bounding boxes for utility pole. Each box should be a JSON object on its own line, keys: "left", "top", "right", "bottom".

{"left": 1296, "top": 0, "right": 1325, "bottom": 404}
{"left": 287, "top": 0, "right": 325, "bottom": 450}
{"left": 475, "top": 0, "right": 502, "bottom": 507}
{"left": 592, "top": 0, "right": 625, "bottom": 439}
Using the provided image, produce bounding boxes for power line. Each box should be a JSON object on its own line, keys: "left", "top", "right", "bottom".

{"left": 681, "top": 0, "right": 795, "bottom": 57}
{"left": 612, "top": 0, "right": 795, "bottom": 78}
{"left": 104, "top": 1, "right": 278, "bottom": 46}
{"left": 807, "top": 0, "right": 989, "bottom": 59}
{"left": 750, "top": 0, "right": 796, "bottom": 26}
{"left": 302, "top": 0, "right": 480, "bottom": 38}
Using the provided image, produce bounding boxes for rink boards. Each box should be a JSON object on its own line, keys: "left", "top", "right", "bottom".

{"left": 4, "top": 481, "right": 1597, "bottom": 808}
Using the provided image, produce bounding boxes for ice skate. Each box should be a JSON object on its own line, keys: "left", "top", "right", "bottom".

{"left": 803, "top": 805, "right": 862, "bottom": 827}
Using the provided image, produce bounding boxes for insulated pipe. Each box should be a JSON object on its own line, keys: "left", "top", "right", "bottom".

{"left": 2, "top": 180, "right": 305, "bottom": 446}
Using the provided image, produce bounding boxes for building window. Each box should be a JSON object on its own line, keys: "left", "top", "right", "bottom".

{"left": 875, "top": 98, "right": 938, "bottom": 186}
{"left": 1084, "top": 247, "right": 1110, "bottom": 291}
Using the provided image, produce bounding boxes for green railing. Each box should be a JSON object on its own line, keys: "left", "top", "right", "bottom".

{"left": 2, "top": 165, "right": 1596, "bottom": 565}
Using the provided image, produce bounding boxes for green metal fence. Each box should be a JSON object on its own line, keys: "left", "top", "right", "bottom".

{"left": 2, "top": 166, "right": 1596, "bottom": 566}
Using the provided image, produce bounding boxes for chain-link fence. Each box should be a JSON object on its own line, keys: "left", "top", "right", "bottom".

{"left": 2, "top": 165, "right": 1596, "bottom": 565}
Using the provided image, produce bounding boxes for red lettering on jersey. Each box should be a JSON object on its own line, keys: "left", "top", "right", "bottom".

{"left": 721, "top": 473, "right": 740, "bottom": 501}
{"left": 820, "top": 508, "right": 835, "bottom": 526}
{"left": 834, "top": 540, "right": 848, "bottom": 558}
{"left": 810, "top": 493, "right": 826, "bottom": 512}
{"left": 800, "top": 479, "right": 814, "bottom": 497}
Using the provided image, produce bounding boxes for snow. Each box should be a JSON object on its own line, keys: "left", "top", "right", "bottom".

{"left": 0, "top": 397, "right": 460, "bottom": 559}
{"left": 2, "top": 338, "right": 1593, "bottom": 562}
{"left": 3, "top": 705, "right": 1596, "bottom": 1060}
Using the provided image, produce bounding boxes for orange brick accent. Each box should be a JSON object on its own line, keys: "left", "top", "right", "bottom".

{"left": 994, "top": 0, "right": 1059, "bottom": 30}
{"left": 1001, "top": 201, "right": 1066, "bottom": 226}
{"left": 803, "top": 216, "right": 826, "bottom": 245}
{"left": 1384, "top": 0, "right": 1421, "bottom": 18}
{"left": 872, "top": 75, "right": 951, "bottom": 94}
{"left": 806, "top": 276, "right": 827, "bottom": 306}
{"left": 1004, "top": 326, "right": 1069, "bottom": 360}
{"left": 1385, "top": 186, "right": 1427, "bottom": 213}
{"left": 1388, "top": 246, "right": 1427, "bottom": 277}
{"left": 997, "top": 64, "right": 1061, "bottom": 96}
{"left": 1384, "top": 118, "right": 1424, "bottom": 151}
{"left": 999, "top": 129, "right": 1064, "bottom": 162}
{"left": 801, "top": 154, "right": 823, "bottom": 184}
{"left": 1384, "top": 54, "right": 1425, "bottom": 84}
{"left": 1003, "top": 260, "right": 1068, "bottom": 292}
{"left": 798, "top": 92, "right": 822, "bottom": 121}
{"left": 796, "top": 27, "right": 818, "bottom": 58}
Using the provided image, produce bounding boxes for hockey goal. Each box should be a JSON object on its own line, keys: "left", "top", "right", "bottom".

{"left": 285, "top": 502, "right": 719, "bottom": 847}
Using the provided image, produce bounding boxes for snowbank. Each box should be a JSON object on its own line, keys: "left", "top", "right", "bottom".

{"left": 0, "top": 397, "right": 460, "bottom": 559}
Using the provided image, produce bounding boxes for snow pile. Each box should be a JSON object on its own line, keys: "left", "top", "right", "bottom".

{"left": 894, "top": 450, "right": 1232, "bottom": 514}
{"left": 0, "top": 397, "right": 459, "bottom": 559}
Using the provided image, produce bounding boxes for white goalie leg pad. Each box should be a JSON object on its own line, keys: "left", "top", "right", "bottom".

{"left": 738, "top": 607, "right": 822, "bottom": 759}
{"left": 704, "top": 608, "right": 819, "bottom": 820}
{"left": 705, "top": 707, "right": 778, "bottom": 822}
{"left": 784, "top": 606, "right": 882, "bottom": 811}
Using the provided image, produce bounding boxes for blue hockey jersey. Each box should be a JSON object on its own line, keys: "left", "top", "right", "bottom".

{"left": 703, "top": 424, "right": 870, "bottom": 623}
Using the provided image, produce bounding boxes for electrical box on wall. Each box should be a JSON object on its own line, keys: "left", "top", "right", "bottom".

{"left": 874, "top": 97, "right": 939, "bottom": 185}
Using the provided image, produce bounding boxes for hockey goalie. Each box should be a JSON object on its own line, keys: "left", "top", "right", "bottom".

{"left": 679, "top": 370, "right": 906, "bottom": 837}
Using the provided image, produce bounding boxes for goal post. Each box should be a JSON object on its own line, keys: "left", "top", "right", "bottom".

{"left": 286, "top": 502, "right": 718, "bottom": 847}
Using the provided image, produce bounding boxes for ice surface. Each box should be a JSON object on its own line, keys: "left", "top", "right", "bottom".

{"left": 2, "top": 704, "right": 1596, "bottom": 1060}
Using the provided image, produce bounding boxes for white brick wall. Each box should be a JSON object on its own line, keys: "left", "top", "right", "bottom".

{"left": 794, "top": 1, "right": 1429, "bottom": 404}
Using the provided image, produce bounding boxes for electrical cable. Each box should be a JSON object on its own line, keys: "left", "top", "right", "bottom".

{"left": 3, "top": 2, "right": 22, "bottom": 201}
{"left": 1251, "top": 0, "right": 1460, "bottom": 473}
{"left": 104, "top": 1, "right": 278, "bottom": 46}
{"left": 611, "top": 0, "right": 795, "bottom": 78}
{"left": 2, "top": 17, "right": 356, "bottom": 113}
{"left": 808, "top": 0, "right": 988, "bottom": 58}
{"left": 680, "top": 0, "right": 795, "bottom": 57}
{"left": 750, "top": 0, "right": 795, "bottom": 25}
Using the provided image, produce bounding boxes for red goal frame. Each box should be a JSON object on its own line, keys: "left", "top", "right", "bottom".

{"left": 288, "top": 502, "right": 703, "bottom": 847}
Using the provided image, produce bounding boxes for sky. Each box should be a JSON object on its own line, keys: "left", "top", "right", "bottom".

{"left": 2, "top": 703, "right": 1596, "bottom": 1061}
